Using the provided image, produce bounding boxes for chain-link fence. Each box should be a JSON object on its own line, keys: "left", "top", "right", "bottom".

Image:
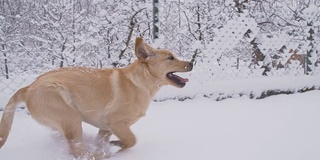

{"left": 1, "top": 0, "right": 320, "bottom": 96}
{"left": 190, "top": 15, "right": 320, "bottom": 83}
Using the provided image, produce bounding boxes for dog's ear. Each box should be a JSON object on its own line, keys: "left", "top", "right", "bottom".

{"left": 135, "top": 37, "right": 155, "bottom": 61}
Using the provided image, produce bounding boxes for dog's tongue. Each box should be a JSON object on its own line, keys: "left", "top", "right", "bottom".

{"left": 172, "top": 74, "right": 189, "bottom": 83}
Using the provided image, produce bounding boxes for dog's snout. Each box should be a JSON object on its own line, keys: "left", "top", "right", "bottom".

{"left": 185, "top": 62, "right": 193, "bottom": 71}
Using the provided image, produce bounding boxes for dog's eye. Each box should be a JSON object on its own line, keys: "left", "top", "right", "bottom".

{"left": 167, "top": 55, "right": 174, "bottom": 60}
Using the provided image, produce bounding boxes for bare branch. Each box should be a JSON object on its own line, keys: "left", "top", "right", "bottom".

{"left": 118, "top": 8, "right": 146, "bottom": 60}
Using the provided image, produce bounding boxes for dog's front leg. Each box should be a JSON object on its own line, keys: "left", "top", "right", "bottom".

{"left": 96, "top": 129, "right": 112, "bottom": 147}
{"left": 109, "top": 122, "right": 136, "bottom": 150}
{"left": 94, "top": 129, "right": 113, "bottom": 158}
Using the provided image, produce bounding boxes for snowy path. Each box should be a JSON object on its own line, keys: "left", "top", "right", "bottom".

{"left": 0, "top": 90, "right": 320, "bottom": 160}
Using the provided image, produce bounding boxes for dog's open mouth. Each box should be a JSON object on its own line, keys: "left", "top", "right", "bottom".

{"left": 166, "top": 72, "right": 189, "bottom": 87}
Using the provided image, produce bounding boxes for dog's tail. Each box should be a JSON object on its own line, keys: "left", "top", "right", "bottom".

{"left": 0, "top": 86, "right": 28, "bottom": 148}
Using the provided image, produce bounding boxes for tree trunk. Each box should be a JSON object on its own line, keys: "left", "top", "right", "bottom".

{"left": 60, "top": 38, "right": 67, "bottom": 67}
{"left": 191, "top": 49, "right": 200, "bottom": 64}
{"left": 4, "top": 52, "right": 9, "bottom": 79}
{"left": 190, "top": 4, "right": 203, "bottom": 64}
{"left": 60, "top": 53, "right": 64, "bottom": 68}
{"left": 196, "top": 4, "right": 202, "bottom": 41}
{"left": 2, "top": 44, "right": 9, "bottom": 79}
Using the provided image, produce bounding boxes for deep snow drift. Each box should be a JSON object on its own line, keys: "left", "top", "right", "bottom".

{"left": 0, "top": 90, "right": 320, "bottom": 160}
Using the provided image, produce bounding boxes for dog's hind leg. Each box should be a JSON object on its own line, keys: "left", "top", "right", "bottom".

{"left": 55, "top": 107, "right": 103, "bottom": 159}
{"left": 26, "top": 86, "right": 89, "bottom": 158}
{"left": 60, "top": 116, "right": 86, "bottom": 158}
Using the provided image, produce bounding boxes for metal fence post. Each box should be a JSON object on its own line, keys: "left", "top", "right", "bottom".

{"left": 153, "top": 0, "right": 159, "bottom": 39}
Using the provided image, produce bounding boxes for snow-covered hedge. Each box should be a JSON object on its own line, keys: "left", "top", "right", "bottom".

{"left": 154, "top": 75, "right": 320, "bottom": 101}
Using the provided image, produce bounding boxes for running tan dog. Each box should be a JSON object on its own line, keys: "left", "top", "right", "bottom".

{"left": 0, "top": 37, "right": 193, "bottom": 159}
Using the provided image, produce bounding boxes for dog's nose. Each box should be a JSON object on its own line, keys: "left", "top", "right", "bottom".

{"left": 186, "top": 62, "right": 193, "bottom": 71}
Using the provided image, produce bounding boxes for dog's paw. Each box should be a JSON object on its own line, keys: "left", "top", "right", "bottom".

{"left": 110, "top": 140, "right": 125, "bottom": 148}
{"left": 94, "top": 150, "right": 113, "bottom": 159}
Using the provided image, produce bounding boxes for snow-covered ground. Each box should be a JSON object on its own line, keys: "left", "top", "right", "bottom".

{"left": 155, "top": 75, "right": 320, "bottom": 101}
{"left": 0, "top": 90, "right": 319, "bottom": 160}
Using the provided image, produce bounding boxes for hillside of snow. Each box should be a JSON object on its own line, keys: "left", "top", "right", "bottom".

{"left": 0, "top": 90, "right": 320, "bottom": 160}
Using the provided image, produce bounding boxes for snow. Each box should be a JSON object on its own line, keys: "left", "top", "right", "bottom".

{"left": 154, "top": 75, "right": 320, "bottom": 101}
{"left": 1, "top": 1, "right": 320, "bottom": 159}
{"left": 99, "top": 9, "right": 108, "bottom": 17}
{"left": 258, "top": 33, "right": 290, "bottom": 55}
{"left": 225, "top": 0, "right": 234, "bottom": 6}
{"left": 0, "top": 90, "right": 320, "bottom": 160}
{"left": 303, "top": 5, "right": 319, "bottom": 23}
{"left": 92, "top": 0, "right": 104, "bottom": 5}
